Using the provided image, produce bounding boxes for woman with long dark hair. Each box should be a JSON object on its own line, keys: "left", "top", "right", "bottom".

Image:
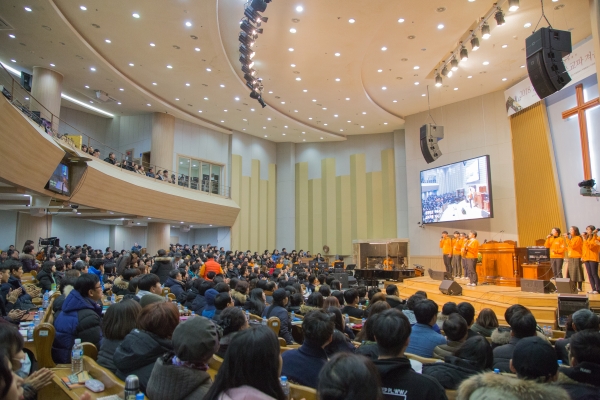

{"left": 565, "top": 226, "right": 584, "bottom": 291}
{"left": 243, "top": 288, "right": 266, "bottom": 316}
{"left": 317, "top": 353, "right": 383, "bottom": 400}
{"left": 204, "top": 326, "right": 286, "bottom": 400}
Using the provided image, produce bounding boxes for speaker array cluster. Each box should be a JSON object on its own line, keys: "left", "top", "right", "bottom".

{"left": 239, "top": 0, "right": 271, "bottom": 108}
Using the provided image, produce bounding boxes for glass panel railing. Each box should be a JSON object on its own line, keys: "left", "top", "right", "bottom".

{"left": 0, "top": 63, "right": 231, "bottom": 197}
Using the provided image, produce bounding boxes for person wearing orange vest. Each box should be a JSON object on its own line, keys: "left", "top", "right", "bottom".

{"left": 564, "top": 226, "right": 584, "bottom": 292}
{"left": 545, "top": 227, "right": 566, "bottom": 279}
{"left": 199, "top": 253, "right": 224, "bottom": 279}
{"left": 439, "top": 231, "right": 453, "bottom": 275}
{"left": 582, "top": 225, "right": 600, "bottom": 294}
{"left": 462, "top": 230, "right": 480, "bottom": 286}
{"left": 451, "top": 231, "right": 463, "bottom": 278}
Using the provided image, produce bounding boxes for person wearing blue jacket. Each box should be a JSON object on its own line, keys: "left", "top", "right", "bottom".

{"left": 52, "top": 273, "right": 103, "bottom": 363}
{"left": 201, "top": 289, "right": 219, "bottom": 319}
{"left": 163, "top": 270, "right": 185, "bottom": 301}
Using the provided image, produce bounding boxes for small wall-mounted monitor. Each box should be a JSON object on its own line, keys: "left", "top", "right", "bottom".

{"left": 420, "top": 155, "right": 493, "bottom": 224}
{"left": 46, "top": 163, "right": 70, "bottom": 196}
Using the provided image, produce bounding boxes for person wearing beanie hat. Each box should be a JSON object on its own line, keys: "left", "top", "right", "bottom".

{"left": 146, "top": 317, "right": 219, "bottom": 400}
{"left": 202, "top": 289, "right": 219, "bottom": 319}
{"left": 262, "top": 288, "right": 294, "bottom": 345}
{"left": 140, "top": 293, "right": 165, "bottom": 308}
{"left": 510, "top": 336, "right": 559, "bottom": 381}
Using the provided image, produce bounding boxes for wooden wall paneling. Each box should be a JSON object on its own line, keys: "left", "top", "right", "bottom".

{"left": 31, "top": 67, "right": 63, "bottom": 131}
{"left": 259, "top": 180, "right": 268, "bottom": 251}
{"left": 370, "top": 171, "right": 384, "bottom": 239}
{"left": 240, "top": 176, "right": 251, "bottom": 250}
{"left": 267, "top": 163, "right": 276, "bottom": 250}
{"left": 295, "top": 162, "right": 309, "bottom": 251}
{"left": 147, "top": 222, "right": 170, "bottom": 256}
{"left": 250, "top": 160, "right": 260, "bottom": 252}
{"left": 16, "top": 213, "right": 52, "bottom": 250}
{"left": 230, "top": 155, "right": 243, "bottom": 250}
{"left": 366, "top": 172, "right": 374, "bottom": 239}
{"left": 321, "top": 158, "right": 337, "bottom": 254}
{"left": 336, "top": 175, "right": 352, "bottom": 255}
{"left": 510, "top": 102, "right": 566, "bottom": 246}
{"left": 381, "top": 148, "right": 398, "bottom": 238}
{"left": 350, "top": 154, "right": 368, "bottom": 240}
{"left": 150, "top": 113, "right": 175, "bottom": 171}
{"left": 310, "top": 179, "right": 322, "bottom": 254}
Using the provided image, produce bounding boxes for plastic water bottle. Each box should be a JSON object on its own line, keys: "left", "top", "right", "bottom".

{"left": 280, "top": 376, "right": 289, "bottom": 398}
{"left": 71, "top": 339, "right": 83, "bottom": 373}
{"left": 362, "top": 318, "right": 366, "bottom": 326}
{"left": 493, "top": 368, "right": 500, "bottom": 374}
{"left": 111, "top": 294, "right": 116, "bottom": 304}
{"left": 246, "top": 310, "right": 250, "bottom": 321}
{"left": 165, "top": 294, "right": 170, "bottom": 302}
{"left": 27, "top": 325, "right": 34, "bottom": 341}
{"left": 42, "top": 292, "right": 49, "bottom": 309}
{"left": 262, "top": 317, "right": 267, "bottom": 326}
{"left": 344, "top": 314, "right": 350, "bottom": 326}
{"left": 38, "top": 308, "right": 44, "bottom": 322}
{"left": 358, "top": 304, "right": 363, "bottom": 310}
{"left": 558, "top": 360, "right": 563, "bottom": 368}
{"left": 33, "top": 314, "right": 40, "bottom": 327}
{"left": 135, "top": 394, "right": 144, "bottom": 400}
{"left": 190, "top": 311, "right": 196, "bottom": 317}
{"left": 291, "top": 311, "right": 296, "bottom": 321}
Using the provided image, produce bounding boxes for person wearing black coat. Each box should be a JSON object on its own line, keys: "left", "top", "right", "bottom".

{"left": 150, "top": 250, "right": 174, "bottom": 284}
{"left": 164, "top": 270, "right": 185, "bottom": 301}
{"left": 36, "top": 262, "right": 57, "bottom": 293}
{"left": 262, "top": 289, "right": 294, "bottom": 345}
{"left": 190, "top": 280, "right": 214, "bottom": 314}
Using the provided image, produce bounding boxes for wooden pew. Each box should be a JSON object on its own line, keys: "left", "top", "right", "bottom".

{"left": 289, "top": 382, "right": 317, "bottom": 400}
{"left": 207, "top": 354, "right": 223, "bottom": 379}
{"left": 405, "top": 352, "right": 441, "bottom": 364}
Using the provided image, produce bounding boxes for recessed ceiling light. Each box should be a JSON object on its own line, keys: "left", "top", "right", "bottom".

{"left": 235, "top": 97, "right": 240, "bottom": 101}
{"left": 152, "top": 82, "right": 157, "bottom": 85}
{"left": 89, "top": 100, "right": 93, "bottom": 104}
{"left": 334, "top": 114, "right": 338, "bottom": 117}
{"left": 303, "top": 139, "right": 306, "bottom": 142}
{"left": 220, "top": 84, "right": 225, "bottom": 87}
{"left": 10, "top": 59, "right": 16, "bottom": 62}
{"left": 186, "top": 83, "right": 191, "bottom": 86}
{"left": 437, "top": 24, "right": 444, "bottom": 29}
{"left": 185, "top": 21, "right": 192, "bottom": 27}
{"left": 147, "top": 103, "right": 151, "bottom": 106}
{"left": 195, "top": 47, "right": 200, "bottom": 52}
{"left": 8, "top": 34, "right": 15, "bottom": 39}
{"left": 24, "top": 7, "right": 32, "bottom": 11}
{"left": 282, "top": 133, "right": 286, "bottom": 136}
{"left": 167, "top": 65, "right": 173, "bottom": 69}
{"left": 414, "top": 66, "right": 420, "bottom": 70}
{"left": 362, "top": 112, "right": 366, "bottom": 114}
{"left": 221, "top": 120, "right": 224, "bottom": 123}
{"left": 309, "top": 117, "right": 313, "bottom": 120}
{"left": 290, "top": 28, "right": 297, "bottom": 33}
{"left": 290, "top": 64, "right": 296, "bottom": 67}
{"left": 361, "top": 126, "right": 364, "bottom": 128}
{"left": 502, "top": 78, "right": 507, "bottom": 81}
{"left": 80, "top": 5, "right": 87, "bottom": 10}
{"left": 467, "top": 75, "right": 472, "bottom": 78}
{"left": 302, "top": 131, "right": 305, "bottom": 134}
{"left": 224, "top": 110, "right": 228, "bottom": 112}
{"left": 132, "top": 13, "right": 140, "bottom": 18}
{"left": 289, "top": 48, "right": 294, "bottom": 52}
{"left": 349, "top": 18, "right": 355, "bottom": 23}
{"left": 85, "top": 85, "right": 89, "bottom": 88}
{"left": 335, "top": 78, "right": 340, "bottom": 82}
{"left": 175, "top": 98, "right": 179, "bottom": 100}
{"left": 128, "top": 63, "right": 134, "bottom": 66}
{"left": 150, "top": 43, "right": 155, "bottom": 47}
{"left": 296, "top": 5, "right": 304, "bottom": 12}
{"left": 421, "top": 94, "right": 426, "bottom": 97}
{"left": 482, "top": 61, "right": 489, "bottom": 65}
{"left": 334, "top": 52, "right": 341, "bottom": 57}
{"left": 520, "top": 65, "right": 525, "bottom": 68}
{"left": 265, "top": 135, "right": 268, "bottom": 137}
{"left": 322, "top": 107, "right": 327, "bottom": 110}
{"left": 324, "top": 123, "right": 327, "bottom": 126}
{"left": 263, "top": 126, "right": 266, "bottom": 129}
{"left": 90, "top": 67, "right": 96, "bottom": 71}
{"left": 251, "top": 108, "right": 255, "bottom": 111}
{"left": 346, "top": 98, "right": 350, "bottom": 100}
{"left": 204, "top": 97, "right": 208, "bottom": 100}
{"left": 393, "top": 100, "right": 398, "bottom": 103}
{"left": 281, "top": 101, "right": 286, "bottom": 104}
{"left": 340, "top": 129, "right": 344, "bottom": 131}
{"left": 414, "top": 82, "right": 419, "bottom": 85}
{"left": 382, "top": 86, "right": 387, "bottom": 90}
{"left": 296, "top": 77, "right": 301, "bottom": 81}
{"left": 381, "top": 46, "right": 387, "bottom": 51}
{"left": 398, "top": 18, "right": 405, "bottom": 23}
{"left": 105, "top": 39, "right": 111, "bottom": 43}
{"left": 454, "top": 87, "right": 458, "bottom": 90}
{"left": 206, "top": 68, "right": 211, "bottom": 72}
{"left": 384, "top": 122, "right": 388, "bottom": 125}
{"left": 50, "top": 63, "right": 55, "bottom": 67}
{"left": 377, "top": 69, "right": 383, "bottom": 73}
{"left": 268, "top": 117, "right": 272, "bottom": 120}
{"left": 303, "top": 89, "right": 308, "bottom": 92}
{"left": 268, "top": 91, "right": 273, "bottom": 94}
{"left": 524, "top": 22, "right": 531, "bottom": 28}
{"left": 117, "top": 102, "right": 121, "bottom": 105}
{"left": 243, "top": 118, "right": 247, "bottom": 121}
{"left": 320, "top": 137, "right": 324, "bottom": 140}
{"left": 502, "top": 44, "right": 508, "bottom": 48}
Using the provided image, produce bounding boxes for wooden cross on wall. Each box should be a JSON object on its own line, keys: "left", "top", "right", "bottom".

{"left": 561, "top": 84, "right": 600, "bottom": 180}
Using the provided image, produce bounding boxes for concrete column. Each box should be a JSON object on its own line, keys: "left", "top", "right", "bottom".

{"left": 276, "top": 142, "right": 295, "bottom": 249}
{"left": 15, "top": 212, "right": 52, "bottom": 251}
{"left": 150, "top": 113, "right": 175, "bottom": 175}
{"left": 146, "top": 222, "right": 170, "bottom": 256}
{"left": 31, "top": 67, "right": 63, "bottom": 132}
{"left": 590, "top": 0, "right": 600, "bottom": 81}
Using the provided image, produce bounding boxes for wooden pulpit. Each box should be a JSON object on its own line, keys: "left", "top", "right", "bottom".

{"left": 476, "top": 241, "right": 528, "bottom": 287}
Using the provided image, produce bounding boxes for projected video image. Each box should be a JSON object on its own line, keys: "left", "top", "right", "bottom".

{"left": 420, "top": 155, "right": 493, "bottom": 224}
{"left": 48, "top": 163, "right": 70, "bottom": 196}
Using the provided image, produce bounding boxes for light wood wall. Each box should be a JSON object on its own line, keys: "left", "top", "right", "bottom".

{"left": 150, "top": 113, "right": 175, "bottom": 172}
{"left": 230, "top": 154, "right": 276, "bottom": 252}
{"left": 296, "top": 148, "right": 397, "bottom": 255}
{"left": 510, "top": 102, "right": 566, "bottom": 246}
{"left": 16, "top": 213, "right": 53, "bottom": 251}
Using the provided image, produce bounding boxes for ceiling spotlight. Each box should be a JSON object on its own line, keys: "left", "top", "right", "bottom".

{"left": 382, "top": 86, "right": 387, "bottom": 90}
{"left": 185, "top": 21, "right": 192, "bottom": 27}
{"left": 132, "top": 13, "right": 140, "bottom": 18}
{"left": 80, "top": 5, "right": 87, "bottom": 10}
{"left": 450, "top": 57, "right": 459, "bottom": 71}
{"left": 460, "top": 46, "right": 468, "bottom": 61}
{"left": 437, "top": 24, "right": 444, "bottom": 29}
{"left": 150, "top": 43, "right": 156, "bottom": 47}
{"left": 10, "top": 59, "right": 16, "bottom": 62}
{"left": 481, "top": 23, "right": 491, "bottom": 39}
{"left": 482, "top": 61, "right": 489, "bottom": 65}
{"left": 447, "top": 70, "right": 453, "bottom": 78}
{"left": 90, "top": 67, "right": 96, "bottom": 71}
{"left": 289, "top": 48, "right": 294, "bottom": 52}
{"left": 378, "top": 69, "right": 383, "bottom": 72}
{"left": 398, "top": 18, "right": 405, "bottom": 23}
{"left": 24, "top": 7, "right": 32, "bottom": 11}
{"left": 50, "top": 63, "right": 55, "bottom": 67}
{"left": 471, "top": 36, "right": 480, "bottom": 51}
{"left": 467, "top": 75, "right": 472, "bottom": 78}
{"left": 296, "top": 77, "right": 301, "bottom": 81}
{"left": 167, "top": 65, "right": 173, "bottom": 69}
{"left": 334, "top": 52, "right": 341, "bottom": 57}
{"left": 349, "top": 18, "right": 355, "bottom": 23}
{"left": 85, "top": 85, "right": 90, "bottom": 88}
{"left": 381, "top": 46, "right": 387, "bottom": 51}
{"left": 105, "top": 39, "right": 111, "bottom": 43}
{"left": 502, "top": 78, "right": 507, "bottom": 81}
{"left": 508, "top": 0, "right": 519, "bottom": 12}
{"left": 494, "top": 9, "right": 505, "bottom": 26}
{"left": 8, "top": 34, "right": 15, "bottom": 39}
{"left": 502, "top": 44, "right": 508, "bottom": 48}
{"left": 290, "top": 28, "right": 297, "bottom": 33}
{"left": 195, "top": 47, "right": 200, "bottom": 51}
{"left": 129, "top": 63, "right": 134, "bottom": 66}
{"left": 206, "top": 68, "right": 212, "bottom": 71}
{"left": 441, "top": 66, "right": 449, "bottom": 77}
{"left": 414, "top": 66, "right": 420, "bottom": 70}
{"left": 186, "top": 83, "right": 191, "bottom": 86}
{"left": 414, "top": 82, "right": 419, "bottom": 85}
{"left": 335, "top": 78, "right": 341, "bottom": 82}
{"left": 435, "top": 74, "right": 443, "bottom": 87}
{"left": 524, "top": 22, "right": 531, "bottom": 28}
{"left": 296, "top": 5, "right": 303, "bottom": 12}
{"left": 152, "top": 82, "right": 157, "bottom": 85}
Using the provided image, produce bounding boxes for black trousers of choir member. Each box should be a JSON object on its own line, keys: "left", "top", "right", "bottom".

{"left": 462, "top": 257, "right": 468, "bottom": 277}
{"left": 584, "top": 261, "right": 600, "bottom": 292}
{"left": 465, "top": 258, "right": 478, "bottom": 284}
{"left": 451, "top": 255, "right": 462, "bottom": 277}
{"left": 443, "top": 254, "right": 452, "bottom": 275}
{"left": 551, "top": 258, "right": 564, "bottom": 279}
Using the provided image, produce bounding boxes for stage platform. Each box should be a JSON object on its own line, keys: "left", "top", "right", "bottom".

{"left": 387, "top": 276, "right": 600, "bottom": 329}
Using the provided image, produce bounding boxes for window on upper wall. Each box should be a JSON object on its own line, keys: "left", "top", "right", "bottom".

{"left": 177, "top": 156, "right": 224, "bottom": 195}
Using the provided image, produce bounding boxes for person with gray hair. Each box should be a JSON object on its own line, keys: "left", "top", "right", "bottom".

{"left": 555, "top": 309, "right": 599, "bottom": 365}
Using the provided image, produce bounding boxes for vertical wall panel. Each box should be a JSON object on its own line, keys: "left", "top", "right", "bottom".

{"left": 268, "top": 164, "right": 277, "bottom": 250}
{"left": 250, "top": 160, "right": 260, "bottom": 251}
{"left": 381, "top": 148, "right": 398, "bottom": 238}
{"left": 370, "top": 171, "right": 384, "bottom": 239}
{"left": 350, "top": 154, "right": 368, "bottom": 240}
{"left": 230, "top": 154, "right": 242, "bottom": 250}
{"left": 366, "top": 172, "right": 374, "bottom": 239}
{"left": 321, "top": 158, "right": 337, "bottom": 253}
{"left": 260, "top": 180, "right": 268, "bottom": 251}
{"left": 310, "top": 179, "right": 322, "bottom": 254}
{"left": 296, "top": 162, "right": 309, "bottom": 250}
{"left": 511, "top": 102, "right": 566, "bottom": 246}
{"left": 240, "top": 176, "right": 251, "bottom": 250}
{"left": 16, "top": 213, "right": 52, "bottom": 251}
{"left": 337, "top": 175, "right": 352, "bottom": 255}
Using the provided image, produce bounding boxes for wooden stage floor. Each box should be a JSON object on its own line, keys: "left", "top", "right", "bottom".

{"left": 386, "top": 276, "right": 600, "bottom": 329}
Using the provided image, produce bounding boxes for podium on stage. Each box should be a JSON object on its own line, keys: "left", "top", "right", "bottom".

{"left": 476, "top": 240, "right": 528, "bottom": 287}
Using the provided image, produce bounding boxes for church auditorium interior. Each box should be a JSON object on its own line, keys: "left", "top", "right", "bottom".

{"left": 0, "top": 0, "right": 600, "bottom": 399}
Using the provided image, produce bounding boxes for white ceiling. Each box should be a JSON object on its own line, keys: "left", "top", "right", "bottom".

{"left": 0, "top": 0, "right": 591, "bottom": 144}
